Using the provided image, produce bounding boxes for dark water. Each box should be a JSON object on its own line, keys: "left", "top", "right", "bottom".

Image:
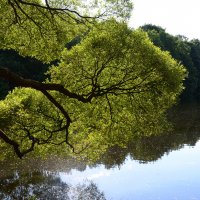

{"left": 1, "top": 104, "right": 200, "bottom": 200}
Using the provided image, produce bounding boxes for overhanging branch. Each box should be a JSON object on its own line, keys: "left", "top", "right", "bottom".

{"left": 0, "top": 67, "right": 89, "bottom": 102}
{"left": 8, "top": 0, "right": 99, "bottom": 21}
{"left": 0, "top": 129, "right": 26, "bottom": 159}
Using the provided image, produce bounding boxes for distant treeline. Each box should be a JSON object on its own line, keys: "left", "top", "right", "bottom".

{"left": 1, "top": 25, "right": 200, "bottom": 102}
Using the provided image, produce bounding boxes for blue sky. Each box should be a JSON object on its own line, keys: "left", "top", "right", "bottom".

{"left": 129, "top": 0, "right": 200, "bottom": 40}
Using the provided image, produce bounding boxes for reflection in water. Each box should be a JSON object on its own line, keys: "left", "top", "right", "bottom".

{"left": 94, "top": 103, "right": 200, "bottom": 168}
{"left": 1, "top": 104, "right": 200, "bottom": 199}
{"left": 0, "top": 171, "right": 106, "bottom": 200}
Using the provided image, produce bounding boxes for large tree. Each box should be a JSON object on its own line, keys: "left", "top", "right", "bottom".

{"left": 0, "top": 0, "right": 186, "bottom": 160}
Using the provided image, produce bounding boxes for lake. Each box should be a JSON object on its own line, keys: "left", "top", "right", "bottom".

{"left": 1, "top": 103, "right": 200, "bottom": 199}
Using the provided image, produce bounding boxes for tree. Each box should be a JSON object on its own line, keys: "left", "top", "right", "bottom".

{"left": 189, "top": 39, "right": 200, "bottom": 100}
{"left": 141, "top": 24, "right": 200, "bottom": 102}
{"left": 0, "top": 1, "right": 186, "bottom": 159}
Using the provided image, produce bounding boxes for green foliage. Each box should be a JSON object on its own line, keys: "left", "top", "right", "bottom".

{"left": 0, "top": 0, "right": 133, "bottom": 62}
{"left": 0, "top": 19, "right": 186, "bottom": 160}
{"left": 0, "top": 0, "right": 86, "bottom": 62}
{"left": 190, "top": 39, "right": 200, "bottom": 100}
{"left": 0, "top": 1, "right": 186, "bottom": 159}
{"left": 141, "top": 24, "right": 200, "bottom": 101}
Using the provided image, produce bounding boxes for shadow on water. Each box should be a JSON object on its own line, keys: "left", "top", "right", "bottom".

{"left": 1, "top": 103, "right": 200, "bottom": 199}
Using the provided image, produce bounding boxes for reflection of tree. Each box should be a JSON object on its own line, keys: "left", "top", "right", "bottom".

{"left": 69, "top": 182, "right": 106, "bottom": 200}
{"left": 1, "top": 104, "right": 200, "bottom": 196}
{"left": 0, "top": 171, "right": 105, "bottom": 200}
{"left": 0, "top": 156, "right": 87, "bottom": 179}
{"left": 95, "top": 104, "right": 200, "bottom": 167}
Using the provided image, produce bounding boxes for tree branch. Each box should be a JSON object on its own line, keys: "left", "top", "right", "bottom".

{"left": 10, "top": 0, "right": 96, "bottom": 20}
{"left": 0, "top": 67, "right": 89, "bottom": 102}
{"left": 0, "top": 129, "right": 23, "bottom": 159}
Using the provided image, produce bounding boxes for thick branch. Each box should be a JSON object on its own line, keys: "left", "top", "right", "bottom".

{"left": 0, "top": 67, "right": 89, "bottom": 102}
{"left": 0, "top": 129, "right": 23, "bottom": 158}
{"left": 41, "top": 90, "right": 71, "bottom": 123}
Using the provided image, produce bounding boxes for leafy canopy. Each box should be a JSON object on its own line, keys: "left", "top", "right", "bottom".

{"left": 0, "top": 0, "right": 186, "bottom": 160}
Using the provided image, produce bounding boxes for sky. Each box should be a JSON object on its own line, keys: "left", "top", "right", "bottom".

{"left": 128, "top": 0, "right": 200, "bottom": 40}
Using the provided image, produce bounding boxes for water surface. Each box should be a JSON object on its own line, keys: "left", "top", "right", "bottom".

{"left": 1, "top": 104, "right": 200, "bottom": 199}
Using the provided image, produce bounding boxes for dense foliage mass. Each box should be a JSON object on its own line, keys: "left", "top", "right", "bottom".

{"left": 141, "top": 24, "right": 200, "bottom": 101}
{"left": 0, "top": 0, "right": 186, "bottom": 160}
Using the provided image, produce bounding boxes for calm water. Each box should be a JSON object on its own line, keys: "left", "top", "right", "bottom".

{"left": 1, "top": 104, "right": 200, "bottom": 199}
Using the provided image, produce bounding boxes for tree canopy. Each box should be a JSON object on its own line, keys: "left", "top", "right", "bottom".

{"left": 0, "top": 0, "right": 186, "bottom": 160}
{"left": 141, "top": 24, "right": 200, "bottom": 101}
